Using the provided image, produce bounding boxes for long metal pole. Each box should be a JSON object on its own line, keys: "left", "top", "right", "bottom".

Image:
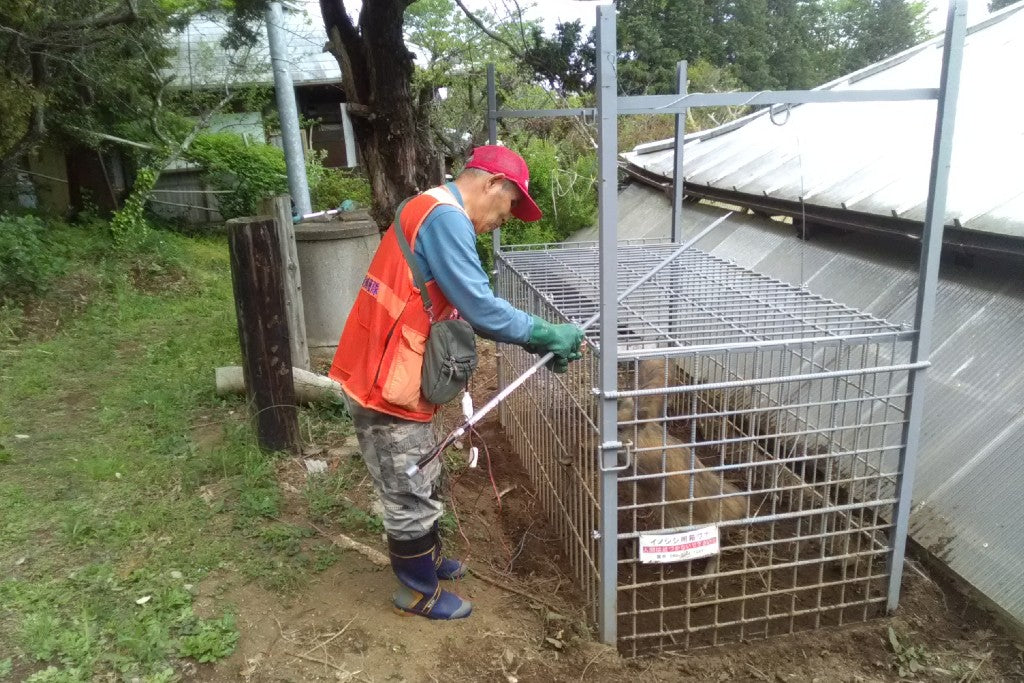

{"left": 487, "top": 64, "right": 501, "bottom": 259}
{"left": 266, "top": 1, "right": 311, "bottom": 216}
{"left": 671, "top": 60, "right": 687, "bottom": 244}
{"left": 595, "top": 3, "right": 619, "bottom": 646}
{"left": 886, "top": 0, "right": 967, "bottom": 612}
{"left": 486, "top": 63, "right": 504, "bottom": 422}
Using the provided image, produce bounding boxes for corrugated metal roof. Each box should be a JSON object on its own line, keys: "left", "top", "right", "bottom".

{"left": 165, "top": 8, "right": 341, "bottom": 88}
{"left": 621, "top": 2, "right": 1024, "bottom": 240}
{"left": 570, "top": 184, "right": 1024, "bottom": 626}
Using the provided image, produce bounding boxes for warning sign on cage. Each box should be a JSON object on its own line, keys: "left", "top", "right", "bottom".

{"left": 639, "top": 526, "right": 720, "bottom": 564}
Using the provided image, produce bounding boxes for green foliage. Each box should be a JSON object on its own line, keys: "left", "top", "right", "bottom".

{"left": 475, "top": 136, "right": 596, "bottom": 272}
{"left": 178, "top": 614, "right": 239, "bottom": 663}
{"left": 110, "top": 167, "right": 157, "bottom": 251}
{"left": 307, "top": 153, "right": 373, "bottom": 211}
{"left": 522, "top": 20, "right": 595, "bottom": 96}
{"left": 0, "top": 214, "right": 66, "bottom": 301}
{"left": 615, "top": 0, "right": 931, "bottom": 96}
{"left": 25, "top": 667, "right": 87, "bottom": 683}
{"left": 186, "top": 133, "right": 288, "bottom": 219}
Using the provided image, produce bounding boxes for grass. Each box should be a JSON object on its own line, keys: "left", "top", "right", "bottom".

{"left": 0, "top": 220, "right": 355, "bottom": 680}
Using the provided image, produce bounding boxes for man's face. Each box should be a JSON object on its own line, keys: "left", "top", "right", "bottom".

{"left": 474, "top": 174, "right": 522, "bottom": 234}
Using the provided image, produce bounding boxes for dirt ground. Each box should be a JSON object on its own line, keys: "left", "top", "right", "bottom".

{"left": 199, "top": 345, "right": 1024, "bottom": 682}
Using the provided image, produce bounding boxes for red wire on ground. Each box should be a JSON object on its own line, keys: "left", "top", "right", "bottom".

{"left": 473, "top": 426, "right": 514, "bottom": 569}
{"left": 476, "top": 426, "right": 503, "bottom": 511}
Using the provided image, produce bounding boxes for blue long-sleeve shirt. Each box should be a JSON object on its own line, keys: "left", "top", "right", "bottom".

{"left": 411, "top": 183, "right": 533, "bottom": 344}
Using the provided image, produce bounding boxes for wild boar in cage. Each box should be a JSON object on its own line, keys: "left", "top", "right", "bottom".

{"left": 618, "top": 358, "right": 749, "bottom": 593}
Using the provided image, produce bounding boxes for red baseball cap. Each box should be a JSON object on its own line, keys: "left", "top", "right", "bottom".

{"left": 464, "top": 145, "right": 543, "bottom": 222}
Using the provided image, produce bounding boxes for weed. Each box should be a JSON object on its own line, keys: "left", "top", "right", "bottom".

{"left": 438, "top": 511, "right": 458, "bottom": 540}
{"left": 304, "top": 469, "right": 353, "bottom": 522}
{"left": 178, "top": 614, "right": 239, "bottom": 663}
{"left": 338, "top": 503, "right": 385, "bottom": 536}
{"left": 298, "top": 398, "right": 352, "bottom": 444}
{"left": 311, "top": 544, "right": 342, "bottom": 572}
{"left": 25, "top": 666, "right": 87, "bottom": 683}
{"left": 258, "top": 522, "right": 311, "bottom": 556}
{"left": 889, "top": 626, "right": 931, "bottom": 678}
{"left": 442, "top": 446, "right": 469, "bottom": 474}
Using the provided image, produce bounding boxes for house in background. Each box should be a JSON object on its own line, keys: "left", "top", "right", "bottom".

{"left": 17, "top": 6, "right": 355, "bottom": 222}
{"left": 574, "top": 2, "right": 1024, "bottom": 629}
{"left": 151, "top": 7, "right": 357, "bottom": 224}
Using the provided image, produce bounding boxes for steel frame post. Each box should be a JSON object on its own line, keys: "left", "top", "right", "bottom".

{"left": 487, "top": 64, "right": 500, "bottom": 259}
{"left": 671, "top": 61, "right": 687, "bottom": 244}
{"left": 595, "top": 3, "right": 620, "bottom": 646}
{"left": 886, "top": 0, "right": 967, "bottom": 612}
{"left": 486, "top": 64, "right": 504, "bottom": 419}
{"left": 266, "top": 1, "right": 311, "bottom": 215}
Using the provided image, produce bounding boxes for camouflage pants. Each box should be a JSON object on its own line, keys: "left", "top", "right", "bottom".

{"left": 342, "top": 393, "right": 443, "bottom": 541}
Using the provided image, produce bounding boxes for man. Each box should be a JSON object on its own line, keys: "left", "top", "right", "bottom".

{"left": 329, "top": 146, "right": 584, "bottom": 620}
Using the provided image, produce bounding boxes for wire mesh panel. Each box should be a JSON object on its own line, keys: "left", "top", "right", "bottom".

{"left": 496, "top": 242, "right": 915, "bottom": 654}
{"left": 495, "top": 254, "right": 603, "bottom": 622}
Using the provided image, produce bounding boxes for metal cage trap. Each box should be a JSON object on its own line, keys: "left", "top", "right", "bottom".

{"left": 496, "top": 243, "right": 917, "bottom": 654}
{"left": 481, "top": 0, "right": 965, "bottom": 657}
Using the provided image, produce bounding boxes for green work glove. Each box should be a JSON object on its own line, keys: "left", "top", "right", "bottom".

{"left": 528, "top": 315, "right": 585, "bottom": 361}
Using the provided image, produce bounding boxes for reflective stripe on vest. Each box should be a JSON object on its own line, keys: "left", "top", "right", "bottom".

{"left": 328, "top": 187, "right": 466, "bottom": 421}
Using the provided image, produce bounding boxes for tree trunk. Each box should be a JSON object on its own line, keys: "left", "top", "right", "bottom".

{"left": 319, "top": 0, "right": 442, "bottom": 229}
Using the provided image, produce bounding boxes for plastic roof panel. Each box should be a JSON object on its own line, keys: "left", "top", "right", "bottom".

{"left": 622, "top": 4, "right": 1024, "bottom": 240}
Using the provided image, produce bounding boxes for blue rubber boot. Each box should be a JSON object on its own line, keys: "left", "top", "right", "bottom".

{"left": 389, "top": 534, "right": 472, "bottom": 620}
{"left": 432, "top": 522, "right": 468, "bottom": 581}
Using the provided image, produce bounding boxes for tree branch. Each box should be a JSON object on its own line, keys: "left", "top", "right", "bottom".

{"left": 48, "top": 0, "right": 138, "bottom": 33}
{"left": 65, "top": 127, "right": 157, "bottom": 150}
{"left": 320, "top": 0, "right": 361, "bottom": 53}
{"left": 452, "top": 0, "right": 524, "bottom": 57}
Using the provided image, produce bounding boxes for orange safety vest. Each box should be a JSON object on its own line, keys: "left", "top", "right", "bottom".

{"left": 329, "top": 186, "right": 464, "bottom": 422}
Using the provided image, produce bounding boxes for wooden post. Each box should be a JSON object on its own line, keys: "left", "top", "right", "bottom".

{"left": 261, "top": 195, "right": 310, "bottom": 371}
{"left": 227, "top": 216, "right": 301, "bottom": 454}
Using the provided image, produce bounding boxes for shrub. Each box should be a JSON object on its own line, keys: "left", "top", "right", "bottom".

{"left": 307, "top": 152, "right": 373, "bottom": 211}
{"left": 186, "top": 133, "right": 287, "bottom": 219}
{"left": 0, "top": 213, "right": 66, "bottom": 301}
{"left": 474, "top": 136, "right": 597, "bottom": 272}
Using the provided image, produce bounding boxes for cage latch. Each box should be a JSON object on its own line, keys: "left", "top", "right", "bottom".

{"left": 598, "top": 440, "right": 633, "bottom": 473}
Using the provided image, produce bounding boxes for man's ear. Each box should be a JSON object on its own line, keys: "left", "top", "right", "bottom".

{"left": 487, "top": 173, "right": 508, "bottom": 192}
